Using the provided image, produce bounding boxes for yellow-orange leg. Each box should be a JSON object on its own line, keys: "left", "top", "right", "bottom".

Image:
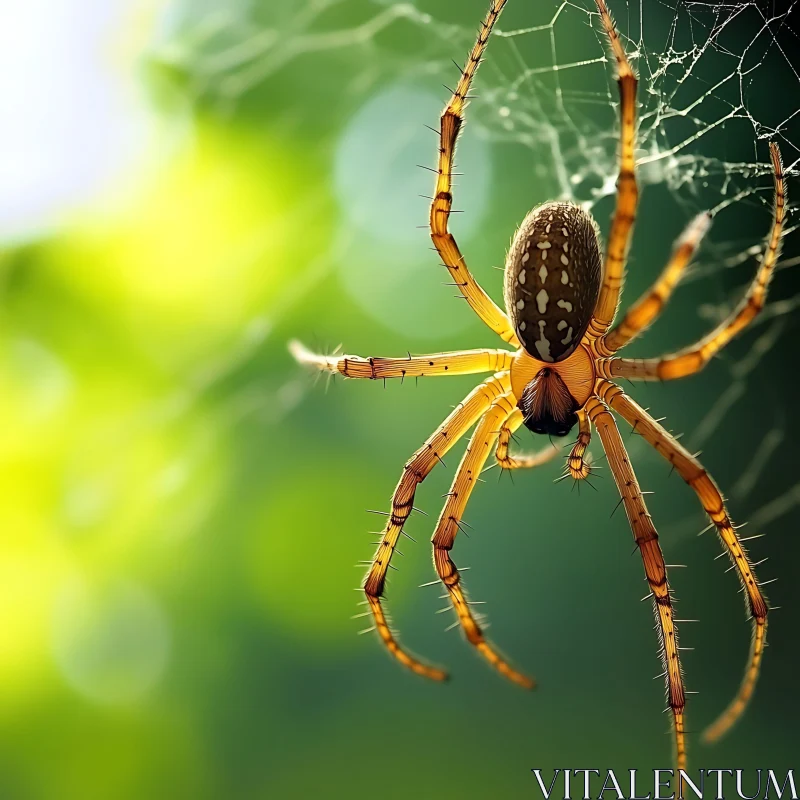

{"left": 429, "top": 0, "right": 519, "bottom": 347}
{"left": 587, "top": 0, "right": 639, "bottom": 339}
{"left": 587, "top": 397, "right": 687, "bottom": 771}
{"left": 603, "top": 142, "right": 785, "bottom": 381}
{"left": 495, "top": 409, "right": 560, "bottom": 470}
{"left": 567, "top": 409, "right": 592, "bottom": 480}
{"left": 431, "top": 394, "right": 535, "bottom": 688}
{"left": 596, "top": 380, "right": 769, "bottom": 743}
{"left": 598, "top": 212, "right": 712, "bottom": 354}
{"left": 289, "top": 340, "right": 514, "bottom": 380}
{"left": 363, "top": 372, "right": 510, "bottom": 680}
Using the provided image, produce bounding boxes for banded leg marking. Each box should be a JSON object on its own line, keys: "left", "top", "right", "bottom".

{"left": 596, "top": 379, "right": 769, "bottom": 742}
{"left": 432, "top": 394, "right": 536, "bottom": 688}
{"left": 363, "top": 372, "right": 510, "bottom": 679}
{"left": 495, "top": 409, "right": 560, "bottom": 471}
{"left": 429, "top": 0, "right": 519, "bottom": 345}
{"left": 290, "top": 341, "right": 514, "bottom": 380}
{"left": 587, "top": 396, "right": 687, "bottom": 771}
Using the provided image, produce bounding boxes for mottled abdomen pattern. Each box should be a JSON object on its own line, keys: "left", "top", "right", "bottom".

{"left": 504, "top": 201, "right": 602, "bottom": 362}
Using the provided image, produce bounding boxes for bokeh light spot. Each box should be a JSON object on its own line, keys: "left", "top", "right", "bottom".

{"left": 245, "top": 462, "right": 384, "bottom": 647}
{"left": 51, "top": 576, "right": 171, "bottom": 706}
{"left": 0, "top": 0, "right": 151, "bottom": 243}
{"left": 334, "top": 84, "right": 490, "bottom": 243}
{"left": 334, "top": 83, "right": 492, "bottom": 339}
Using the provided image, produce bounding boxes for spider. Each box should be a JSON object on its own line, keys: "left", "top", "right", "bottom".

{"left": 289, "top": 0, "right": 785, "bottom": 772}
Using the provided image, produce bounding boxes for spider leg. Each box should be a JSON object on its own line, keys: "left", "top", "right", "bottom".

{"left": 495, "top": 408, "right": 560, "bottom": 470}
{"left": 429, "top": 0, "right": 520, "bottom": 347}
{"left": 289, "top": 341, "right": 514, "bottom": 379}
{"left": 601, "top": 143, "right": 785, "bottom": 381}
{"left": 598, "top": 212, "right": 711, "bottom": 355}
{"left": 586, "top": 0, "right": 639, "bottom": 340}
{"left": 596, "top": 379, "right": 769, "bottom": 743}
{"left": 567, "top": 409, "right": 592, "bottom": 480}
{"left": 363, "top": 372, "right": 510, "bottom": 680}
{"left": 432, "top": 393, "right": 535, "bottom": 688}
{"left": 586, "top": 396, "right": 688, "bottom": 772}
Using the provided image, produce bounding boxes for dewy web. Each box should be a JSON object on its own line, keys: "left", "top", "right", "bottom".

{"left": 156, "top": 0, "right": 798, "bottom": 765}
{"left": 161, "top": 0, "right": 800, "bottom": 215}
{"left": 158, "top": 0, "right": 800, "bottom": 597}
{"left": 278, "top": 0, "right": 793, "bottom": 775}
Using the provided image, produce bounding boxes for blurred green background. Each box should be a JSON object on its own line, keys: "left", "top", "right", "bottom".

{"left": 1, "top": 0, "right": 798, "bottom": 798}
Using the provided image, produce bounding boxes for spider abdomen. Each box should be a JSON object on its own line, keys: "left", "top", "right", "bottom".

{"left": 504, "top": 201, "right": 602, "bottom": 362}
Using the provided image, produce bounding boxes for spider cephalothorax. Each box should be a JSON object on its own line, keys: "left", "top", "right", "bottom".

{"left": 291, "top": 0, "right": 786, "bottom": 775}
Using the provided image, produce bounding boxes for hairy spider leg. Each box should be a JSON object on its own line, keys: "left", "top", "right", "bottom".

{"left": 599, "top": 212, "right": 712, "bottom": 354}
{"left": 603, "top": 143, "right": 785, "bottom": 381}
{"left": 586, "top": 0, "right": 639, "bottom": 339}
{"left": 587, "top": 396, "right": 687, "bottom": 771}
{"left": 363, "top": 372, "right": 511, "bottom": 680}
{"left": 289, "top": 340, "right": 514, "bottom": 379}
{"left": 596, "top": 380, "right": 769, "bottom": 743}
{"left": 288, "top": 0, "right": 786, "bottom": 774}
{"left": 495, "top": 408, "right": 561, "bottom": 470}
{"left": 429, "top": 0, "right": 520, "bottom": 346}
{"left": 430, "top": 393, "right": 537, "bottom": 687}
{"left": 567, "top": 408, "right": 592, "bottom": 480}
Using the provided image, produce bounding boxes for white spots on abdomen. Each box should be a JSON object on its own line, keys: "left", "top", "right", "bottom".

{"left": 503, "top": 200, "right": 602, "bottom": 363}
{"left": 536, "top": 289, "right": 549, "bottom": 313}
{"left": 534, "top": 320, "right": 553, "bottom": 362}
{"left": 537, "top": 241, "right": 551, "bottom": 261}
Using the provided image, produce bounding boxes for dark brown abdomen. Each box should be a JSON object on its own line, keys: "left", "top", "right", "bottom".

{"left": 504, "top": 201, "right": 602, "bottom": 362}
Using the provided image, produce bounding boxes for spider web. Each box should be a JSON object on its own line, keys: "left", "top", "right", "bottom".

{"left": 149, "top": 0, "right": 800, "bottom": 526}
